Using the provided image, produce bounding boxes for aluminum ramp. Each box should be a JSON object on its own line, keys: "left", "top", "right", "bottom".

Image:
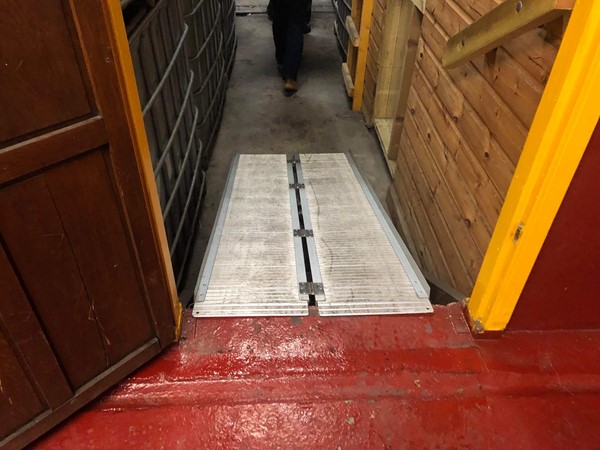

{"left": 194, "top": 153, "right": 431, "bottom": 317}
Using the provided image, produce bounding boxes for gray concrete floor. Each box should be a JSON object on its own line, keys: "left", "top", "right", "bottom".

{"left": 181, "top": 10, "right": 392, "bottom": 297}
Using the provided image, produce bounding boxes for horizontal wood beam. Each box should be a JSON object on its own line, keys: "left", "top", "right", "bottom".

{"left": 442, "top": 0, "right": 574, "bottom": 69}
{"left": 345, "top": 16, "right": 360, "bottom": 47}
{"left": 341, "top": 62, "right": 355, "bottom": 96}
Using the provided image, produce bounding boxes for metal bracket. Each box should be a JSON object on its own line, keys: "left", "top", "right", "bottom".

{"left": 471, "top": 318, "right": 485, "bottom": 334}
{"left": 299, "top": 282, "right": 324, "bottom": 296}
{"left": 289, "top": 183, "right": 305, "bottom": 189}
{"left": 294, "top": 229, "right": 314, "bottom": 237}
{"left": 287, "top": 155, "right": 300, "bottom": 164}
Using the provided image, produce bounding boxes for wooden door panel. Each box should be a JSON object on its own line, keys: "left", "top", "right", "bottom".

{"left": 0, "top": 329, "right": 46, "bottom": 439}
{"left": 0, "top": 149, "right": 158, "bottom": 387}
{"left": 0, "top": 248, "right": 73, "bottom": 409}
{"left": 0, "top": 175, "right": 111, "bottom": 388}
{"left": 0, "top": 1, "right": 180, "bottom": 446}
{"left": 0, "top": 0, "right": 93, "bottom": 144}
{"left": 43, "top": 150, "right": 155, "bottom": 363}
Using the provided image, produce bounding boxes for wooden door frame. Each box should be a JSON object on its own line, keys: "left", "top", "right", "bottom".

{"left": 103, "top": 0, "right": 182, "bottom": 339}
{"left": 467, "top": 0, "right": 600, "bottom": 332}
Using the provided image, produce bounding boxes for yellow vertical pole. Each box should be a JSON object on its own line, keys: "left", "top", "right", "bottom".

{"left": 352, "top": 0, "right": 374, "bottom": 111}
{"left": 467, "top": 0, "right": 600, "bottom": 332}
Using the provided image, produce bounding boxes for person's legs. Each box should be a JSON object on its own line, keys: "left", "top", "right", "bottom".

{"left": 282, "top": 22, "right": 303, "bottom": 81}
{"left": 272, "top": 0, "right": 309, "bottom": 91}
{"left": 272, "top": 15, "right": 287, "bottom": 69}
{"left": 282, "top": 0, "right": 309, "bottom": 83}
{"left": 305, "top": 0, "right": 312, "bottom": 32}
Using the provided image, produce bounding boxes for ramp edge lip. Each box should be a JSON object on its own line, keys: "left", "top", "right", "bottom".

{"left": 193, "top": 154, "right": 240, "bottom": 314}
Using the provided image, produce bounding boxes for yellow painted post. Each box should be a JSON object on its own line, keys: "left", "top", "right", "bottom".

{"left": 104, "top": 0, "right": 183, "bottom": 338}
{"left": 467, "top": 0, "right": 600, "bottom": 332}
{"left": 352, "top": 0, "right": 375, "bottom": 111}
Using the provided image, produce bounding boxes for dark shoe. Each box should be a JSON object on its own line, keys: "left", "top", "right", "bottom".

{"left": 303, "top": 23, "right": 311, "bottom": 34}
{"left": 284, "top": 79, "right": 298, "bottom": 95}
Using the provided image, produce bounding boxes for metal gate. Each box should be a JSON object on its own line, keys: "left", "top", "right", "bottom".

{"left": 124, "top": 0, "right": 236, "bottom": 287}
{"left": 332, "top": 0, "right": 350, "bottom": 60}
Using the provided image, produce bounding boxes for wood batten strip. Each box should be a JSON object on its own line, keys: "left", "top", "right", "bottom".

{"left": 0, "top": 117, "right": 106, "bottom": 185}
{"left": 442, "top": 0, "right": 574, "bottom": 69}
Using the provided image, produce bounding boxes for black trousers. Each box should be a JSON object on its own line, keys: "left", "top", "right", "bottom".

{"left": 271, "top": 0, "right": 310, "bottom": 80}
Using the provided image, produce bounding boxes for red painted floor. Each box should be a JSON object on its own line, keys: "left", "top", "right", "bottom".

{"left": 35, "top": 304, "right": 600, "bottom": 449}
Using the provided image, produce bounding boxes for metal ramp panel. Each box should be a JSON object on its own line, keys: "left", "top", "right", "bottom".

{"left": 194, "top": 153, "right": 431, "bottom": 318}
{"left": 194, "top": 154, "right": 306, "bottom": 317}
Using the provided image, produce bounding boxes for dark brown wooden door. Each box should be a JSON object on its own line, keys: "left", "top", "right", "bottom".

{"left": 0, "top": 1, "right": 181, "bottom": 447}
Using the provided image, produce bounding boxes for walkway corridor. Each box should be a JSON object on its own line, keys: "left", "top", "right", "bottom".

{"left": 34, "top": 9, "right": 600, "bottom": 450}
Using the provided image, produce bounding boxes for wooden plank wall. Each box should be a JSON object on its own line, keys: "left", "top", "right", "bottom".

{"left": 388, "top": 0, "right": 564, "bottom": 295}
{"left": 363, "top": 0, "right": 387, "bottom": 126}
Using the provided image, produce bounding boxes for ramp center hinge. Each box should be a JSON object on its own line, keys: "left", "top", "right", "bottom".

{"left": 294, "top": 229, "right": 314, "bottom": 237}
{"left": 299, "top": 282, "right": 324, "bottom": 296}
{"left": 289, "top": 183, "right": 305, "bottom": 189}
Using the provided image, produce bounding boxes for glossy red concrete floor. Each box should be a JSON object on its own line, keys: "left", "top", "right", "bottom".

{"left": 35, "top": 304, "right": 600, "bottom": 449}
